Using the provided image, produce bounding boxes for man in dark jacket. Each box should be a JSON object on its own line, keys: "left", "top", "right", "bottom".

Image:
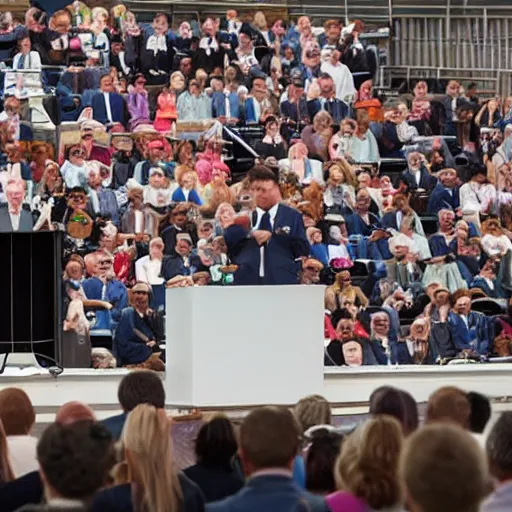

{"left": 224, "top": 165, "right": 309, "bottom": 285}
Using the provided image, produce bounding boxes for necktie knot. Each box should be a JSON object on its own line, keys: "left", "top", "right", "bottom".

{"left": 259, "top": 211, "right": 272, "bottom": 232}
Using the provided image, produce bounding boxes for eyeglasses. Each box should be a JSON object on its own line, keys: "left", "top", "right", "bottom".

{"left": 69, "top": 194, "right": 86, "bottom": 200}
{"left": 133, "top": 290, "right": 148, "bottom": 295}
{"left": 99, "top": 259, "right": 112, "bottom": 265}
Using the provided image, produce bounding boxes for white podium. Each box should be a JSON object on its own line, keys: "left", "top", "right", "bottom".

{"left": 165, "top": 285, "right": 325, "bottom": 407}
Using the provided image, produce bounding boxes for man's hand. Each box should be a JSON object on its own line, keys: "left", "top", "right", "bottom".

{"left": 146, "top": 340, "right": 157, "bottom": 348}
{"left": 439, "top": 305, "right": 450, "bottom": 323}
{"left": 253, "top": 230, "right": 272, "bottom": 245}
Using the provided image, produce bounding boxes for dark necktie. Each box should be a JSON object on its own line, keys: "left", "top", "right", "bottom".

{"left": 259, "top": 211, "right": 272, "bottom": 232}
{"left": 18, "top": 54, "right": 25, "bottom": 70}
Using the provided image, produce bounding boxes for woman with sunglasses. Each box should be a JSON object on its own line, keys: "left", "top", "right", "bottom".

{"left": 127, "top": 73, "right": 150, "bottom": 131}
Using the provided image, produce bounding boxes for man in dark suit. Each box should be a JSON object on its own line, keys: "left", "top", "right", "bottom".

{"left": 224, "top": 165, "right": 309, "bottom": 285}
{"left": 92, "top": 74, "right": 129, "bottom": 129}
{"left": 427, "top": 167, "right": 460, "bottom": 216}
{"left": 207, "top": 406, "right": 329, "bottom": 512}
{"left": 161, "top": 233, "right": 202, "bottom": 281}
{"left": 161, "top": 204, "right": 197, "bottom": 256}
{"left": 399, "top": 151, "right": 437, "bottom": 193}
{"left": 102, "top": 369, "right": 166, "bottom": 441}
{"left": 0, "top": 177, "right": 33, "bottom": 232}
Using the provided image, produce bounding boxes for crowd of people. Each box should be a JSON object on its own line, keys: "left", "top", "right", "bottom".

{"left": 0, "top": 370, "right": 508, "bottom": 512}
{"left": 2, "top": 3, "right": 512, "bottom": 369}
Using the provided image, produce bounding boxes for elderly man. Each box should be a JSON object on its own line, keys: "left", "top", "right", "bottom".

{"left": 0, "top": 178, "right": 33, "bottom": 232}
{"left": 308, "top": 72, "right": 351, "bottom": 124}
{"left": 320, "top": 47, "right": 356, "bottom": 103}
{"left": 399, "top": 151, "right": 437, "bottom": 193}
{"left": 161, "top": 233, "right": 202, "bottom": 282}
{"left": 114, "top": 282, "right": 164, "bottom": 368}
{"left": 427, "top": 168, "right": 460, "bottom": 216}
{"left": 384, "top": 233, "right": 422, "bottom": 295}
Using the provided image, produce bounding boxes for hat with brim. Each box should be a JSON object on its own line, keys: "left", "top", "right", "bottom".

{"left": 437, "top": 167, "right": 457, "bottom": 179}
{"left": 132, "top": 282, "right": 151, "bottom": 293}
{"left": 176, "top": 233, "right": 193, "bottom": 245}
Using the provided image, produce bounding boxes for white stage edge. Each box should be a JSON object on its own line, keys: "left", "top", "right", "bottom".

{"left": 2, "top": 365, "right": 512, "bottom": 414}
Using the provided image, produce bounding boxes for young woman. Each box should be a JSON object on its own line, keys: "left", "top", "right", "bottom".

{"left": 92, "top": 404, "right": 204, "bottom": 512}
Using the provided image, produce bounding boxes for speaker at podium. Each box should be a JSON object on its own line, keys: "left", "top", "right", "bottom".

{"left": 0, "top": 231, "right": 63, "bottom": 369}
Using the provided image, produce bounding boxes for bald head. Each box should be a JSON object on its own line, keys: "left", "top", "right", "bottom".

{"left": 55, "top": 401, "right": 96, "bottom": 426}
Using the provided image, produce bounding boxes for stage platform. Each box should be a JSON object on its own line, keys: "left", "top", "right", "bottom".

{"left": 2, "top": 364, "right": 512, "bottom": 423}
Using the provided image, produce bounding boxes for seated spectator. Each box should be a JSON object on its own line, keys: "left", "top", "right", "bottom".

{"left": 161, "top": 233, "right": 203, "bottom": 281}
{"left": 92, "top": 404, "right": 204, "bottom": 511}
{"left": 328, "top": 416, "right": 404, "bottom": 512}
{"left": 401, "top": 424, "right": 488, "bottom": 512}
{"left": 399, "top": 151, "right": 437, "bottom": 194}
{"left": 177, "top": 79, "right": 212, "bottom": 121}
{"left": 101, "top": 370, "right": 165, "bottom": 440}
{"left": 308, "top": 73, "right": 351, "bottom": 125}
{"left": 369, "top": 386, "right": 419, "bottom": 436}
{"left": 482, "top": 411, "right": 512, "bottom": 511}
{"left": 301, "top": 110, "right": 334, "bottom": 161}
{"left": 33, "top": 421, "right": 115, "bottom": 511}
{"left": 370, "top": 102, "right": 404, "bottom": 158}
{"left": 305, "top": 429, "right": 343, "bottom": 495}
{"left": 114, "top": 282, "right": 164, "bottom": 369}
{"left": 92, "top": 74, "right": 129, "bottom": 129}
{"left": 467, "top": 391, "right": 491, "bottom": 449}
{"left": 184, "top": 415, "right": 244, "bottom": 503}
{"left": 426, "top": 386, "right": 471, "bottom": 428}
{"left": 0, "top": 388, "right": 37, "bottom": 477}
{"left": 347, "top": 110, "right": 380, "bottom": 164}
{"left": 208, "top": 406, "right": 328, "bottom": 511}
{"left": 325, "top": 271, "right": 368, "bottom": 313}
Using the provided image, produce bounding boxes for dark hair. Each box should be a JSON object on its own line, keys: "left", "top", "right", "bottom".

{"left": 241, "top": 406, "right": 299, "bottom": 470}
{"left": 264, "top": 115, "right": 278, "bottom": 129}
{"left": 370, "top": 386, "right": 418, "bottom": 436}
{"left": 247, "top": 165, "right": 278, "bottom": 184}
{"left": 467, "top": 391, "right": 491, "bottom": 434}
{"left": 0, "top": 388, "right": 35, "bottom": 436}
{"left": 487, "top": 411, "right": 512, "bottom": 480}
{"left": 195, "top": 415, "right": 238, "bottom": 469}
{"left": 318, "top": 72, "right": 332, "bottom": 81}
{"left": 37, "top": 421, "right": 115, "bottom": 501}
{"left": 66, "top": 186, "right": 87, "bottom": 197}
{"left": 117, "top": 370, "right": 165, "bottom": 412}
{"left": 65, "top": 144, "right": 82, "bottom": 162}
{"left": 305, "top": 430, "right": 343, "bottom": 494}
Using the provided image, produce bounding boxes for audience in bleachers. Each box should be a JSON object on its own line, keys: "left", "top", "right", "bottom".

{"left": 0, "top": 3, "right": 512, "bottom": 370}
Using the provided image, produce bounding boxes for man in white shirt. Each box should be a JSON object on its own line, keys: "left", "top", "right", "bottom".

{"left": 320, "top": 47, "right": 356, "bottom": 103}
{"left": 0, "top": 177, "right": 33, "bottom": 232}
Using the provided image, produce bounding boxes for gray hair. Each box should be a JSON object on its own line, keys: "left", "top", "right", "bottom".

{"left": 486, "top": 411, "right": 512, "bottom": 478}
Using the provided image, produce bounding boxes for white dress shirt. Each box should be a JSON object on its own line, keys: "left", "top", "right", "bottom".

{"left": 9, "top": 211, "right": 20, "bottom": 231}
{"left": 7, "top": 435, "right": 39, "bottom": 477}
{"left": 320, "top": 60, "right": 356, "bottom": 102}
{"left": 414, "top": 169, "right": 421, "bottom": 187}
{"left": 253, "top": 203, "right": 279, "bottom": 278}
{"left": 103, "top": 92, "right": 113, "bottom": 123}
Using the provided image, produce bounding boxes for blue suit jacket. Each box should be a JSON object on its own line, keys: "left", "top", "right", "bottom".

{"left": 92, "top": 91, "right": 128, "bottom": 127}
{"left": 448, "top": 311, "right": 492, "bottom": 356}
{"left": 399, "top": 168, "right": 437, "bottom": 192}
{"left": 224, "top": 203, "right": 309, "bottom": 286}
{"left": 427, "top": 183, "right": 460, "bottom": 215}
{"left": 207, "top": 474, "right": 329, "bottom": 512}
{"left": 172, "top": 187, "right": 203, "bottom": 205}
{"left": 114, "top": 307, "right": 154, "bottom": 365}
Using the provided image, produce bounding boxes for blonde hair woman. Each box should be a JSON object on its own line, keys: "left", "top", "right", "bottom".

{"left": 294, "top": 394, "right": 332, "bottom": 434}
{"left": 92, "top": 404, "right": 204, "bottom": 512}
{"left": 327, "top": 416, "right": 405, "bottom": 512}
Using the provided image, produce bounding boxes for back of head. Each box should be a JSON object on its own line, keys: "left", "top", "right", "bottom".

{"left": 195, "top": 415, "right": 238, "bottom": 470}
{"left": 426, "top": 386, "right": 470, "bottom": 429}
{"left": 305, "top": 430, "right": 343, "bottom": 495}
{"left": 401, "top": 423, "right": 488, "bottom": 512}
{"left": 467, "top": 392, "right": 491, "bottom": 434}
{"left": 370, "top": 387, "right": 419, "bottom": 436}
{"left": 240, "top": 406, "right": 300, "bottom": 473}
{"left": 486, "top": 411, "right": 512, "bottom": 482}
{"left": 294, "top": 395, "right": 332, "bottom": 433}
{"left": 123, "top": 404, "right": 183, "bottom": 512}
{"left": 37, "top": 420, "right": 115, "bottom": 503}
{"left": 335, "top": 416, "right": 403, "bottom": 510}
{"left": 118, "top": 370, "right": 165, "bottom": 412}
{"left": 55, "top": 401, "right": 96, "bottom": 425}
{"left": 0, "top": 388, "right": 35, "bottom": 436}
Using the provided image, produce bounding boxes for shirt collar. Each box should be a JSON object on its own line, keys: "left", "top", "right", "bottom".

{"left": 250, "top": 468, "right": 293, "bottom": 480}
{"left": 256, "top": 203, "right": 279, "bottom": 220}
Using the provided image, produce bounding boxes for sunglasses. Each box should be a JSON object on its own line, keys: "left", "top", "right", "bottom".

{"left": 69, "top": 194, "right": 86, "bottom": 200}
{"left": 99, "top": 259, "right": 112, "bottom": 265}
{"left": 71, "top": 150, "right": 84, "bottom": 157}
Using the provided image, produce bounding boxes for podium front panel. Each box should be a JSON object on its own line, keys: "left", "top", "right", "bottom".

{"left": 166, "top": 285, "right": 325, "bottom": 407}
